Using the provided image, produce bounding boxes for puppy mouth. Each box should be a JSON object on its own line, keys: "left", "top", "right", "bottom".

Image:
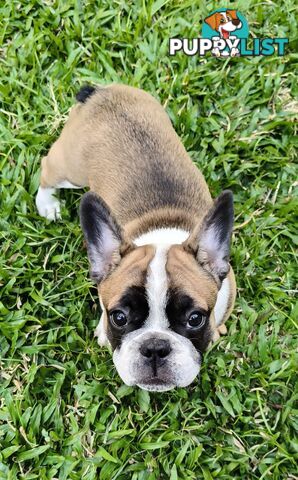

{"left": 221, "top": 28, "right": 230, "bottom": 39}
{"left": 136, "top": 379, "right": 176, "bottom": 392}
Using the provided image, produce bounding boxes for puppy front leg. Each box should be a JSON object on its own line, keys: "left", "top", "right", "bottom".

{"left": 212, "top": 322, "right": 227, "bottom": 342}
{"left": 217, "top": 323, "right": 227, "bottom": 335}
{"left": 230, "top": 47, "right": 240, "bottom": 57}
{"left": 212, "top": 47, "right": 221, "bottom": 57}
{"left": 94, "top": 296, "right": 110, "bottom": 347}
{"left": 94, "top": 313, "right": 109, "bottom": 347}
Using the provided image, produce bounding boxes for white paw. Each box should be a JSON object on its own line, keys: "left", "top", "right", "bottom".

{"left": 36, "top": 187, "right": 61, "bottom": 221}
{"left": 94, "top": 314, "right": 109, "bottom": 347}
{"left": 212, "top": 48, "right": 221, "bottom": 57}
{"left": 231, "top": 48, "right": 239, "bottom": 57}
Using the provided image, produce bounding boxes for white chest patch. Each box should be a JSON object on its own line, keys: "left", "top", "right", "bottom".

{"left": 134, "top": 228, "right": 190, "bottom": 330}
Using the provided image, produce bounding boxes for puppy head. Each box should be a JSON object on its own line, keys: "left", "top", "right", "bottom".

{"left": 80, "top": 191, "right": 234, "bottom": 391}
{"left": 205, "top": 10, "right": 242, "bottom": 38}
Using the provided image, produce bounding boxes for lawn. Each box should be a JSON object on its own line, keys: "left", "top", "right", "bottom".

{"left": 0, "top": 1, "right": 297, "bottom": 479}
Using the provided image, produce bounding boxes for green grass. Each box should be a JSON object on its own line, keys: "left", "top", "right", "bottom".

{"left": 0, "top": 0, "right": 297, "bottom": 479}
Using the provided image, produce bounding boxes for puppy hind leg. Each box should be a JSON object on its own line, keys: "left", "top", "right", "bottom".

{"left": 36, "top": 186, "right": 61, "bottom": 221}
{"left": 36, "top": 152, "right": 84, "bottom": 221}
{"left": 36, "top": 183, "right": 82, "bottom": 220}
{"left": 36, "top": 155, "right": 63, "bottom": 221}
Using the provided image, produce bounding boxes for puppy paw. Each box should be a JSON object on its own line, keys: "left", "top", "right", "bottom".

{"left": 230, "top": 48, "right": 240, "bottom": 57}
{"left": 212, "top": 48, "right": 221, "bottom": 57}
{"left": 212, "top": 323, "right": 227, "bottom": 342}
{"left": 213, "top": 329, "right": 220, "bottom": 341}
{"left": 36, "top": 187, "right": 61, "bottom": 221}
{"left": 217, "top": 323, "right": 227, "bottom": 335}
{"left": 94, "top": 317, "right": 109, "bottom": 347}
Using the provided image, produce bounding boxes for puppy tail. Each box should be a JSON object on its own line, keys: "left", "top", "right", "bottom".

{"left": 76, "top": 85, "right": 96, "bottom": 103}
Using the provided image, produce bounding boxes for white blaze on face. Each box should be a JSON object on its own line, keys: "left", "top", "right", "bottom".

{"left": 145, "top": 245, "right": 169, "bottom": 329}
{"left": 135, "top": 228, "right": 190, "bottom": 330}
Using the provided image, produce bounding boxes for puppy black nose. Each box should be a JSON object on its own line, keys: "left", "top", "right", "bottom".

{"left": 232, "top": 18, "right": 240, "bottom": 26}
{"left": 140, "top": 339, "right": 171, "bottom": 360}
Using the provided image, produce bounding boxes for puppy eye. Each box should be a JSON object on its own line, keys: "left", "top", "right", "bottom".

{"left": 220, "top": 18, "right": 225, "bottom": 23}
{"left": 227, "top": 15, "right": 231, "bottom": 21}
{"left": 187, "top": 311, "right": 206, "bottom": 329}
{"left": 110, "top": 310, "right": 127, "bottom": 328}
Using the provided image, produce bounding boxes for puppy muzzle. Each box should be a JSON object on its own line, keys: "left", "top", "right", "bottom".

{"left": 113, "top": 328, "right": 201, "bottom": 391}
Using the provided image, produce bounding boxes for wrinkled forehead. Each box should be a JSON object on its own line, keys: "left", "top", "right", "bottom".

{"left": 99, "top": 245, "right": 155, "bottom": 307}
{"left": 100, "top": 243, "right": 218, "bottom": 310}
{"left": 166, "top": 245, "right": 218, "bottom": 309}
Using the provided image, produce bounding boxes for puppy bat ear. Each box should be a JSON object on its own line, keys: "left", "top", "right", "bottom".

{"left": 184, "top": 191, "right": 234, "bottom": 282}
{"left": 204, "top": 12, "right": 220, "bottom": 31}
{"left": 80, "top": 192, "right": 123, "bottom": 283}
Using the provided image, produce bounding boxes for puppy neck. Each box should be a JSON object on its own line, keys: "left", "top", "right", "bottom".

{"left": 124, "top": 207, "right": 199, "bottom": 243}
{"left": 134, "top": 227, "right": 189, "bottom": 246}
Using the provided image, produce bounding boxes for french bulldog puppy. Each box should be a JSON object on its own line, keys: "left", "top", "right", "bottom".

{"left": 36, "top": 84, "right": 236, "bottom": 391}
